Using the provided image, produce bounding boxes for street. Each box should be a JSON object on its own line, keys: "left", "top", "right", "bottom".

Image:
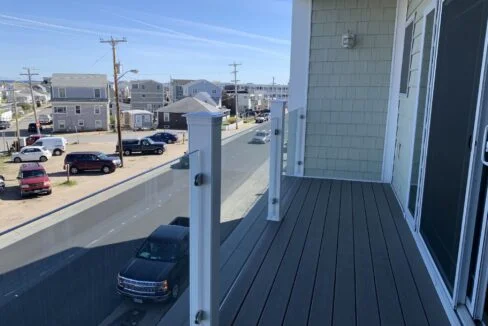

{"left": 0, "top": 122, "right": 270, "bottom": 326}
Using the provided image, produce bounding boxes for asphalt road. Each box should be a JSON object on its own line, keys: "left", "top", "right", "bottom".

{"left": 0, "top": 122, "right": 270, "bottom": 326}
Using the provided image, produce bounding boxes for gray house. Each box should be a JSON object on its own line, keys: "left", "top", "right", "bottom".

{"left": 170, "top": 79, "right": 194, "bottom": 102}
{"left": 182, "top": 80, "right": 222, "bottom": 104}
{"left": 130, "top": 80, "right": 164, "bottom": 113}
{"left": 50, "top": 74, "right": 109, "bottom": 132}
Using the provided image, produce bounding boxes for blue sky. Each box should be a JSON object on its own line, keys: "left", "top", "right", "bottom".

{"left": 0, "top": 0, "right": 292, "bottom": 84}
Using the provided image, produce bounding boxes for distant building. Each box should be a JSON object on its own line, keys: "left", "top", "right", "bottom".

{"left": 130, "top": 80, "right": 164, "bottom": 113}
{"left": 51, "top": 73, "right": 109, "bottom": 132}
{"left": 217, "top": 82, "right": 289, "bottom": 109}
{"left": 182, "top": 80, "right": 222, "bottom": 104}
{"left": 156, "top": 97, "right": 220, "bottom": 130}
{"left": 170, "top": 79, "right": 194, "bottom": 102}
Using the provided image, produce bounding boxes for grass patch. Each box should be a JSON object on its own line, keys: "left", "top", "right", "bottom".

{"left": 56, "top": 180, "right": 78, "bottom": 187}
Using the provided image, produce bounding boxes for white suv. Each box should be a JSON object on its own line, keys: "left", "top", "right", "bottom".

{"left": 12, "top": 146, "right": 52, "bottom": 163}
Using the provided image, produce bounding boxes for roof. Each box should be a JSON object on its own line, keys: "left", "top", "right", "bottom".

{"left": 156, "top": 97, "right": 220, "bottom": 114}
{"left": 20, "top": 163, "right": 45, "bottom": 171}
{"left": 171, "top": 79, "right": 194, "bottom": 86}
{"left": 194, "top": 92, "right": 218, "bottom": 106}
{"left": 183, "top": 79, "right": 220, "bottom": 89}
{"left": 129, "top": 80, "right": 163, "bottom": 85}
{"left": 150, "top": 225, "right": 188, "bottom": 242}
{"left": 51, "top": 74, "right": 108, "bottom": 88}
{"left": 122, "top": 109, "right": 153, "bottom": 115}
{"left": 67, "top": 151, "right": 103, "bottom": 155}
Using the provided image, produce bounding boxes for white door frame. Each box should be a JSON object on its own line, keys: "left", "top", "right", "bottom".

{"left": 404, "top": 3, "right": 437, "bottom": 230}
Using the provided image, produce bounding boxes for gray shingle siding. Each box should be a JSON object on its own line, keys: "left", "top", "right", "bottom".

{"left": 304, "top": 0, "right": 396, "bottom": 181}
{"left": 130, "top": 80, "right": 164, "bottom": 113}
{"left": 51, "top": 86, "right": 107, "bottom": 100}
{"left": 52, "top": 102, "right": 109, "bottom": 132}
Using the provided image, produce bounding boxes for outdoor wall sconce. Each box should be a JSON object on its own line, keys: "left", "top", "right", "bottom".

{"left": 342, "top": 31, "right": 356, "bottom": 49}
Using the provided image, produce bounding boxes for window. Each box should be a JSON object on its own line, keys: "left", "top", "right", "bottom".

{"left": 141, "top": 84, "right": 145, "bottom": 90}
{"left": 157, "top": 85, "right": 161, "bottom": 90}
{"left": 212, "top": 89, "right": 217, "bottom": 94}
{"left": 78, "top": 120, "right": 84, "bottom": 127}
{"left": 163, "top": 112, "right": 170, "bottom": 122}
{"left": 94, "top": 106, "right": 101, "bottom": 114}
{"left": 58, "top": 88, "right": 66, "bottom": 98}
{"left": 54, "top": 106, "right": 67, "bottom": 114}
{"left": 192, "top": 89, "right": 197, "bottom": 94}
{"left": 94, "top": 88, "right": 101, "bottom": 98}
{"left": 75, "top": 106, "right": 81, "bottom": 114}
{"left": 400, "top": 21, "right": 414, "bottom": 94}
{"left": 95, "top": 120, "right": 102, "bottom": 128}
{"left": 142, "top": 94, "right": 146, "bottom": 98}
{"left": 132, "top": 84, "right": 139, "bottom": 89}
{"left": 58, "top": 120, "right": 66, "bottom": 129}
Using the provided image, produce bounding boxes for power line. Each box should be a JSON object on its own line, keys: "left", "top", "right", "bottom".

{"left": 20, "top": 67, "right": 40, "bottom": 134}
{"left": 229, "top": 61, "right": 241, "bottom": 129}
{"left": 100, "top": 37, "right": 127, "bottom": 167}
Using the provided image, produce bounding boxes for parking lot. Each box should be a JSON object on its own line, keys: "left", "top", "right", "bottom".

{"left": 0, "top": 123, "right": 257, "bottom": 233}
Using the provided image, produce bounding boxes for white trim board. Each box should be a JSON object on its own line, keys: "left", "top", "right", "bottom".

{"left": 288, "top": 0, "right": 311, "bottom": 177}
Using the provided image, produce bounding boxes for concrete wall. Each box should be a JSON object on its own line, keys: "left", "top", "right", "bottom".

{"left": 304, "top": 0, "right": 396, "bottom": 181}
{"left": 52, "top": 102, "right": 109, "bottom": 132}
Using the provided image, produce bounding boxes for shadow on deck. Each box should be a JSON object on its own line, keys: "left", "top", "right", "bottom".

{"left": 160, "top": 177, "right": 449, "bottom": 326}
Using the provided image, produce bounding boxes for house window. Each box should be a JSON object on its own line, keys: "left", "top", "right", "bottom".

{"left": 141, "top": 84, "right": 145, "bottom": 90}
{"left": 192, "top": 89, "right": 197, "bottom": 94}
{"left": 54, "top": 106, "right": 67, "bottom": 114}
{"left": 94, "top": 88, "right": 101, "bottom": 98}
{"left": 95, "top": 120, "right": 102, "bottom": 128}
{"left": 58, "top": 88, "right": 66, "bottom": 98}
{"left": 400, "top": 21, "right": 414, "bottom": 94}
{"left": 212, "top": 89, "right": 217, "bottom": 94}
{"left": 132, "top": 84, "right": 139, "bottom": 89}
{"left": 94, "top": 106, "right": 101, "bottom": 114}
{"left": 163, "top": 112, "right": 170, "bottom": 122}
{"left": 75, "top": 106, "right": 81, "bottom": 114}
{"left": 78, "top": 119, "right": 84, "bottom": 127}
{"left": 142, "top": 94, "right": 146, "bottom": 98}
{"left": 157, "top": 85, "right": 161, "bottom": 90}
{"left": 58, "top": 120, "right": 66, "bottom": 129}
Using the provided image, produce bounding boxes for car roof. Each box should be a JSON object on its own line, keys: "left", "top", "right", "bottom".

{"left": 149, "top": 225, "right": 188, "bottom": 242}
{"left": 67, "top": 151, "right": 102, "bottom": 155}
{"left": 20, "top": 163, "right": 45, "bottom": 171}
{"left": 22, "top": 146, "right": 45, "bottom": 149}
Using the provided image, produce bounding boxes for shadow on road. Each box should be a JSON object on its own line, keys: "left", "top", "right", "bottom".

{"left": 0, "top": 218, "right": 242, "bottom": 326}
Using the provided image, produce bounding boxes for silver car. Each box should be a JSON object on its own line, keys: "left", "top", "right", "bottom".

{"left": 251, "top": 130, "right": 270, "bottom": 144}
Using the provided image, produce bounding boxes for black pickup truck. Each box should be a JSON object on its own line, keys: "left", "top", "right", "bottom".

{"left": 117, "top": 217, "right": 189, "bottom": 303}
{"left": 116, "top": 138, "right": 166, "bottom": 156}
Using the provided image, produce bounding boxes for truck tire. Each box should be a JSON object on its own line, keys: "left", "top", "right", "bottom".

{"left": 53, "top": 149, "right": 62, "bottom": 156}
{"left": 155, "top": 148, "right": 163, "bottom": 155}
{"left": 124, "top": 149, "right": 131, "bottom": 156}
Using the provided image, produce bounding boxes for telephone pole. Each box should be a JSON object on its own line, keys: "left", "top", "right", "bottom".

{"left": 229, "top": 62, "right": 241, "bottom": 129}
{"left": 20, "top": 68, "right": 40, "bottom": 134}
{"left": 100, "top": 37, "right": 127, "bottom": 167}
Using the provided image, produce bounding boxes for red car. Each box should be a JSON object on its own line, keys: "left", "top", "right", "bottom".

{"left": 17, "top": 163, "right": 52, "bottom": 198}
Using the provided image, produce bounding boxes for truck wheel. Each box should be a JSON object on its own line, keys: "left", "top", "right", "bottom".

{"left": 53, "top": 149, "right": 62, "bottom": 156}
{"left": 155, "top": 148, "right": 163, "bottom": 155}
{"left": 70, "top": 166, "right": 79, "bottom": 175}
{"left": 101, "top": 166, "right": 111, "bottom": 174}
{"left": 171, "top": 283, "right": 179, "bottom": 300}
{"left": 39, "top": 156, "right": 47, "bottom": 162}
{"left": 124, "top": 150, "right": 131, "bottom": 156}
{"left": 13, "top": 157, "right": 21, "bottom": 163}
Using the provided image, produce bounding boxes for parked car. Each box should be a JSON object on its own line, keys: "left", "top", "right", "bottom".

{"left": 255, "top": 114, "right": 269, "bottom": 123}
{"left": 117, "top": 217, "right": 189, "bottom": 303}
{"left": 12, "top": 146, "right": 52, "bottom": 163}
{"left": 0, "top": 175, "right": 4, "bottom": 193}
{"left": 27, "top": 123, "right": 43, "bottom": 133}
{"left": 32, "top": 137, "right": 67, "bottom": 156}
{"left": 17, "top": 163, "right": 52, "bottom": 198}
{"left": 0, "top": 121, "right": 10, "bottom": 130}
{"left": 117, "top": 138, "right": 166, "bottom": 156}
{"left": 64, "top": 152, "right": 120, "bottom": 174}
{"left": 146, "top": 132, "right": 178, "bottom": 144}
{"left": 251, "top": 130, "right": 271, "bottom": 144}
{"left": 38, "top": 114, "right": 53, "bottom": 125}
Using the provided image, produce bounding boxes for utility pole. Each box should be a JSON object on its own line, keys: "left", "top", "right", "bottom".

{"left": 100, "top": 37, "right": 127, "bottom": 167}
{"left": 11, "top": 83, "right": 20, "bottom": 151}
{"left": 229, "top": 62, "right": 241, "bottom": 130}
{"left": 20, "top": 67, "right": 40, "bottom": 134}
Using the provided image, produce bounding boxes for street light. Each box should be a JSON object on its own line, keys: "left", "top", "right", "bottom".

{"left": 117, "top": 69, "right": 138, "bottom": 82}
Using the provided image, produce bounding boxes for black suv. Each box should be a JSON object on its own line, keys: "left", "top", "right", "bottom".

{"left": 0, "top": 121, "right": 10, "bottom": 130}
{"left": 28, "top": 123, "right": 43, "bottom": 133}
{"left": 64, "top": 152, "right": 121, "bottom": 174}
{"left": 117, "top": 138, "right": 166, "bottom": 156}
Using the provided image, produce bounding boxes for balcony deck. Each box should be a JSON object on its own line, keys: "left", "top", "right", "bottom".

{"left": 160, "top": 176, "right": 449, "bottom": 326}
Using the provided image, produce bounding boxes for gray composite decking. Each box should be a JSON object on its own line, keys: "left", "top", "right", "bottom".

{"left": 159, "top": 177, "right": 450, "bottom": 326}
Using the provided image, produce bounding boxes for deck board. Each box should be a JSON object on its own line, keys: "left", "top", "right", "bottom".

{"left": 160, "top": 178, "right": 450, "bottom": 326}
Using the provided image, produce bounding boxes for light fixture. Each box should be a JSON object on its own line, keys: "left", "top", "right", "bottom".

{"left": 342, "top": 30, "right": 356, "bottom": 49}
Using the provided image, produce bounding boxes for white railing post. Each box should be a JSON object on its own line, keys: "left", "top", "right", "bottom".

{"left": 186, "top": 111, "right": 223, "bottom": 326}
{"left": 268, "top": 100, "right": 286, "bottom": 222}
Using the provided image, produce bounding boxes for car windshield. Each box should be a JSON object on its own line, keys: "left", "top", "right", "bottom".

{"left": 97, "top": 153, "right": 110, "bottom": 160}
{"left": 145, "top": 138, "right": 156, "bottom": 144}
{"left": 256, "top": 132, "right": 267, "bottom": 137}
{"left": 136, "top": 240, "right": 179, "bottom": 262}
{"left": 21, "top": 170, "right": 46, "bottom": 178}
